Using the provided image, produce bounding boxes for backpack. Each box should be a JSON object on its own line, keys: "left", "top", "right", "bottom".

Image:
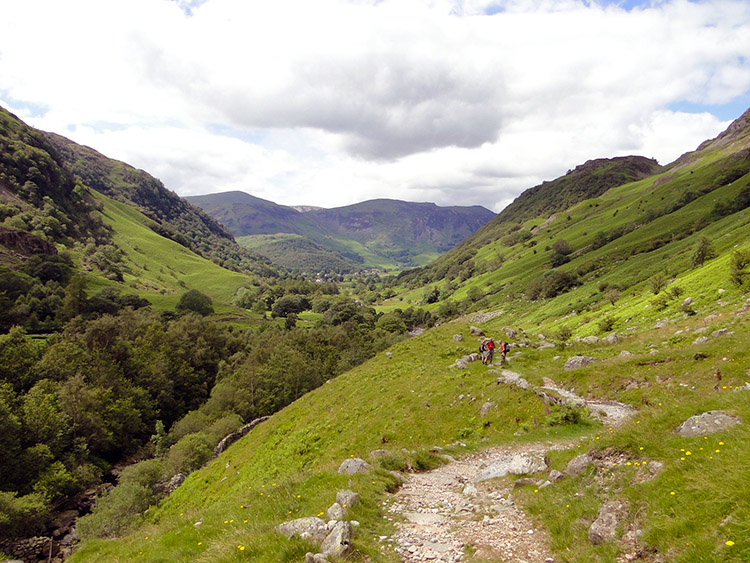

{"left": 502, "top": 342, "right": 510, "bottom": 353}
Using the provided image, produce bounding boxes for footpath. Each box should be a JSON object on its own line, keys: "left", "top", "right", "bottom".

{"left": 384, "top": 369, "right": 636, "bottom": 562}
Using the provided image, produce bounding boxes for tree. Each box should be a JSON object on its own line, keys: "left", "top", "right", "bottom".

{"left": 176, "top": 289, "right": 214, "bottom": 316}
{"left": 649, "top": 272, "right": 668, "bottom": 295}
{"left": 605, "top": 288, "right": 621, "bottom": 306}
{"left": 552, "top": 239, "right": 573, "bottom": 255}
{"left": 691, "top": 237, "right": 717, "bottom": 268}
{"left": 730, "top": 249, "right": 750, "bottom": 287}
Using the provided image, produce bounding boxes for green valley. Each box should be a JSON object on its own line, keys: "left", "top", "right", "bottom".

{"left": 2, "top": 102, "right": 750, "bottom": 563}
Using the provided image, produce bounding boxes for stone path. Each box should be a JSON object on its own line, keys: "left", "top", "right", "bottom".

{"left": 383, "top": 370, "right": 637, "bottom": 562}
{"left": 386, "top": 443, "right": 564, "bottom": 562}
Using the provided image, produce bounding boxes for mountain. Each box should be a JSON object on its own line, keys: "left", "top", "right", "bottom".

{"left": 187, "top": 191, "right": 495, "bottom": 271}
{"left": 43, "top": 135, "right": 277, "bottom": 278}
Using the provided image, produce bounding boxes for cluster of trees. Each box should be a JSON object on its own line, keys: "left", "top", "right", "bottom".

{"left": 0, "top": 275, "right": 434, "bottom": 540}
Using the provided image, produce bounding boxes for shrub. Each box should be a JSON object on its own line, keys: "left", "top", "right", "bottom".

{"left": 0, "top": 491, "right": 49, "bottom": 540}
{"left": 648, "top": 273, "right": 668, "bottom": 295}
{"left": 176, "top": 289, "right": 214, "bottom": 316}
{"left": 597, "top": 315, "right": 617, "bottom": 334}
{"left": 76, "top": 481, "right": 154, "bottom": 539}
{"left": 730, "top": 249, "right": 750, "bottom": 287}
{"left": 547, "top": 404, "right": 588, "bottom": 426}
{"left": 165, "top": 432, "right": 213, "bottom": 475}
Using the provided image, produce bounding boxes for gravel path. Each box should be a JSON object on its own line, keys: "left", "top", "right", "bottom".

{"left": 386, "top": 442, "right": 567, "bottom": 562}
{"left": 383, "top": 373, "right": 637, "bottom": 562}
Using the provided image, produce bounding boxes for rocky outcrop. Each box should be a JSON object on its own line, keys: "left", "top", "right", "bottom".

{"left": 0, "top": 226, "right": 57, "bottom": 256}
{"left": 276, "top": 517, "right": 329, "bottom": 542}
{"left": 212, "top": 416, "right": 269, "bottom": 458}
{"left": 589, "top": 500, "right": 629, "bottom": 545}
{"left": 155, "top": 473, "right": 185, "bottom": 496}
{"left": 320, "top": 521, "right": 353, "bottom": 558}
{"left": 676, "top": 411, "right": 741, "bottom": 437}
{"left": 564, "top": 356, "right": 595, "bottom": 370}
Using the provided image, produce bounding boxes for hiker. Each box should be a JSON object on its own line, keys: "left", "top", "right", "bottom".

{"left": 486, "top": 338, "right": 495, "bottom": 365}
{"left": 499, "top": 341, "right": 510, "bottom": 365}
{"left": 479, "top": 340, "right": 489, "bottom": 365}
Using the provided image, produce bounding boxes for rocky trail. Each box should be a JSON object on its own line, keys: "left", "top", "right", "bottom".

{"left": 383, "top": 369, "right": 637, "bottom": 562}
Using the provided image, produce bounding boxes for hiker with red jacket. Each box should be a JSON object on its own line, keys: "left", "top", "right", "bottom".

{"left": 486, "top": 338, "right": 495, "bottom": 365}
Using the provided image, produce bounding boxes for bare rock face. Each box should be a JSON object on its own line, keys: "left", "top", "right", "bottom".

{"left": 338, "top": 458, "right": 371, "bottom": 475}
{"left": 564, "top": 356, "right": 595, "bottom": 370}
{"left": 321, "top": 521, "right": 353, "bottom": 558}
{"left": 276, "top": 517, "right": 329, "bottom": 542}
{"left": 589, "top": 500, "right": 629, "bottom": 545}
{"left": 676, "top": 411, "right": 741, "bottom": 437}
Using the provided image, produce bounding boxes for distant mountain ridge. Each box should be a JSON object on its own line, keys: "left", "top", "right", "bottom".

{"left": 187, "top": 192, "right": 495, "bottom": 271}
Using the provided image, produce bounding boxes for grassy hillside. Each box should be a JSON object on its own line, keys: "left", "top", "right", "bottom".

{"left": 68, "top": 110, "right": 750, "bottom": 562}
{"left": 68, "top": 283, "right": 750, "bottom": 562}
{"left": 88, "top": 191, "right": 255, "bottom": 316}
{"left": 45, "top": 135, "right": 277, "bottom": 278}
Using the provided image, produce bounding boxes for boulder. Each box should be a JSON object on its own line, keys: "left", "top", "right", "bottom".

{"left": 452, "top": 359, "right": 468, "bottom": 370}
{"left": 156, "top": 473, "right": 186, "bottom": 495}
{"left": 711, "top": 328, "right": 731, "bottom": 338}
{"left": 564, "top": 356, "right": 595, "bottom": 370}
{"left": 305, "top": 554, "right": 329, "bottom": 563}
{"left": 683, "top": 297, "right": 693, "bottom": 306}
{"left": 326, "top": 502, "right": 345, "bottom": 521}
{"left": 453, "top": 334, "right": 464, "bottom": 342}
{"left": 475, "top": 453, "right": 548, "bottom": 482}
{"left": 676, "top": 411, "right": 741, "bottom": 437}
{"left": 321, "top": 521, "right": 353, "bottom": 558}
{"left": 470, "top": 326, "right": 485, "bottom": 337}
{"left": 565, "top": 453, "right": 591, "bottom": 476}
{"left": 338, "top": 458, "right": 371, "bottom": 475}
{"left": 581, "top": 335, "right": 600, "bottom": 345}
{"left": 277, "top": 517, "right": 329, "bottom": 542}
{"left": 336, "top": 490, "right": 361, "bottom": 509}
{"left": 505, "top": 328, "right": 517, "bottom": 338}
{"left": 619, "top": 350, "right": 634, "bottom": 358}
{"left": 549, "top": 469, "right": 564, "bottom": 481}
{"left": 589, "top": 500, "right": 629, "bottom": 545}
{"left": 603, "top": 332, "right": 619, "bottom": 344}
{"left": 496, "top": 370, "right": 531, "bottom": 390}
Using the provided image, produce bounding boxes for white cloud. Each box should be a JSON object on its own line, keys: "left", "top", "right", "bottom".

{"left": 1, "top": 0, "right": 748, "bottom": 212}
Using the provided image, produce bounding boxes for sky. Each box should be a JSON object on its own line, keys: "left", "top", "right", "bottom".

{"left": 1, "top": 0, "right": 749, "bottom": 213}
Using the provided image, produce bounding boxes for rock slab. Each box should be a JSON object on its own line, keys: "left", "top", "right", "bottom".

{"left": 676, "top": 411, "right": 741, "bottom": 437}
{"left": 589, "top": 500, "right": 629, "bottom": 545}
{"left": 338, "top": 458, "right": 371, "bottom": 475}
